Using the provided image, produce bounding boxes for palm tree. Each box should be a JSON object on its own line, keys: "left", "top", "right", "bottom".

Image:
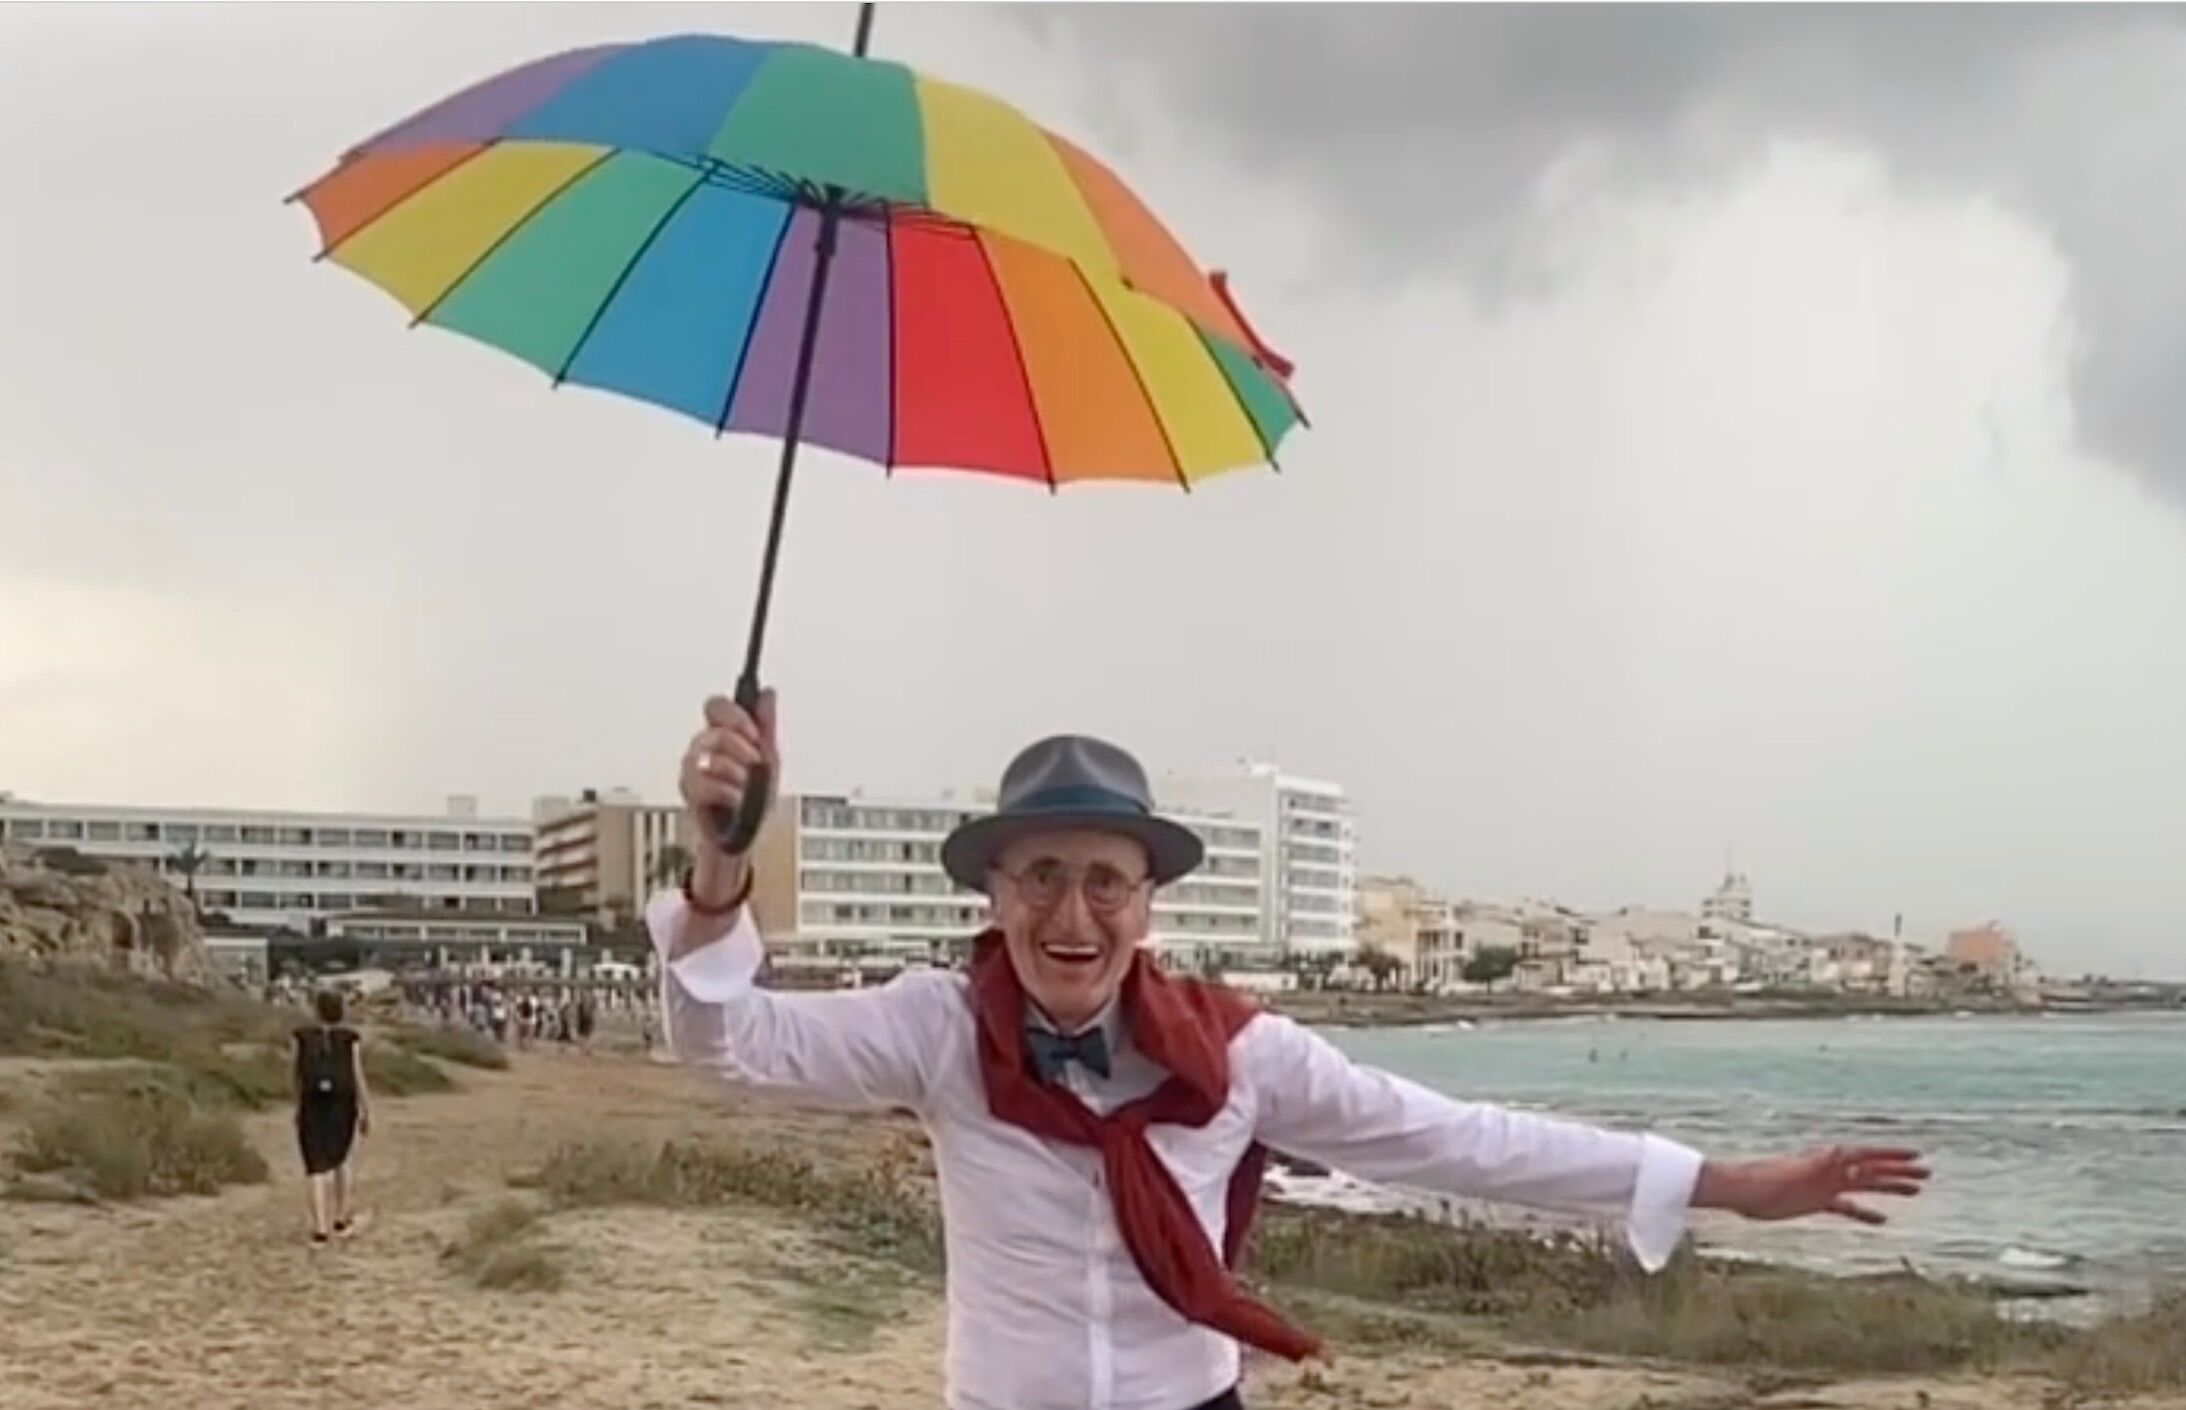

{"left": 650, "top": 843, "right": 694, "bottom": 892}
{"left": 168, "top": 842, "right": 211, "bottom": 912}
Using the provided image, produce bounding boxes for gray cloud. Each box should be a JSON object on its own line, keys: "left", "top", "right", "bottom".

{"left": 1024, "top": 4, "right": 2186, "bottom": 493}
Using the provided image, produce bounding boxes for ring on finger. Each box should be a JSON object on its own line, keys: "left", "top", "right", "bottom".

{"left": 697, "top": 752, "right": 714, "bottom": 775}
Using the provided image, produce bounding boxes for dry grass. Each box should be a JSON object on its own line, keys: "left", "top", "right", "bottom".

{"left": 1533, "top": 1258, "right": 2061, "bottom": 1376}
{"left": 0, "top": 960, "right": 289, "bottom": 1061}
{"left": 1, "top": 960, "right": 464, "bottom": 1205}
{"left": 1252, "top": 1204, "right": 1629, "bottom": 1319}
{"left": 9, "top": 1083, "right": 268, "bottom": 1200}
{"left": 2050, "top": 1287, "right": 2186, "bottom": 1396}
{"left": 384, "top": 1023, "right": 508, "bottom": 1071}
{"left": 360, "top": 1041, "right": 455, "bottom": 1096}
{"left": 522, "top": 1131, "right": 942, "bottom": 1270}
{"left": 440, "top": 1198, "right": 565, "bottom": 1292}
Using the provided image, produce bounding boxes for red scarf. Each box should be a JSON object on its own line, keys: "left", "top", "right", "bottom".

{"left": 968, "top": 932, "right": 1321, "bottom": 1362}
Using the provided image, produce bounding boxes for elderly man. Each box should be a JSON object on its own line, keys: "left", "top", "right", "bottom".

{"left": 656, "top": 693, "right": 1927, "bottom": 1410}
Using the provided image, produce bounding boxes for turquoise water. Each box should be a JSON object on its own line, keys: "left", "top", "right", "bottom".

{"left": 1321, "top": 1012, "right": 2186, "bottom": 1306}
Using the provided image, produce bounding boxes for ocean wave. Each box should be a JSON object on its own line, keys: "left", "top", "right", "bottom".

{"left": 1999, "top": 1246, "right": 2081, "bottom": 1272}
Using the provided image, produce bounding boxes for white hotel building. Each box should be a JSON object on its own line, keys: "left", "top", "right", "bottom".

{"left": 748, "top": 792, "right": 1269, "bottom": 976}
{"left": 0, "top": 795, "right": 536, "bottom": 931}
{"left": 1160, "top": 762, "right": 1358, "bottom": 956}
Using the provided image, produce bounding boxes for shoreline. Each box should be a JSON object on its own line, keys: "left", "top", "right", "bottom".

{"left": 1265, "top": 992, "right": 2183, "bottom": 1027}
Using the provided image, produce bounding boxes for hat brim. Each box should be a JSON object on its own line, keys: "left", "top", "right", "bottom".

{"left": 941, "top": 809, "right": 1204, "bottom": 892}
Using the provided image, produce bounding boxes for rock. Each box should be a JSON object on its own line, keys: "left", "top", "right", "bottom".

{"left": 0, "top": 843, "right": 209, "bottom": 982}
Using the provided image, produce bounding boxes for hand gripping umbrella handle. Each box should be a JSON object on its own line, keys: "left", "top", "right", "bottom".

{"left": 710, "top": 673, "right": 773, "bottom": 856}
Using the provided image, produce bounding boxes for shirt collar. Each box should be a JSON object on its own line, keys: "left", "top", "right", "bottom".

{"left": 1024, "top": 993, "right": 1125, "bottom": 1052}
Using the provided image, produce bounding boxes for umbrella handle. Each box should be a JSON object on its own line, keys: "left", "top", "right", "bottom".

{"left": 710, "top": 673, "right": 774, "bottom": 856}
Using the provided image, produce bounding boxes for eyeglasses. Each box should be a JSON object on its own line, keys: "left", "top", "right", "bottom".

{"left": 998, "top": 858, "right": 1151, "bottom": 915}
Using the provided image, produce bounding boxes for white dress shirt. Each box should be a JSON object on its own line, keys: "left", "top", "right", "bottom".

{"left": 650, "top": 892, "right": 1702, "bottom": 1410}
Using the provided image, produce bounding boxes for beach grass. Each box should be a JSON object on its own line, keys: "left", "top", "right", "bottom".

{"left": 9, "top": 1081, "right": 268, "bottom": 1200}
{"left": 521, "top": 1130, "right": 943, "bottom": 1271}
{"left": 1, "top": 960, "right": 460, "bottom": 1203}
{"left": 384, "top": 1023, "right": 509, "bottom": 1071}
{"left": 440, "top": 1198, "right": 565, "bottom": 1292}
{"left": 2050, "top": 1287, "right": 2186, "bottom": 1396}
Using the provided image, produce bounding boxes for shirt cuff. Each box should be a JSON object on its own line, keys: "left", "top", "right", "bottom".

{"left": 1625, "top": 1133, "right": 1704, "bottom": 1272}
{"left": 645, "top": 888, "right": 764, "bottom": 1002}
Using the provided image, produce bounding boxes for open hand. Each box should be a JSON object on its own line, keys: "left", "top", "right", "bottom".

{"left": 1696, "top": 1145, "right": 1930, "bottom": 1225}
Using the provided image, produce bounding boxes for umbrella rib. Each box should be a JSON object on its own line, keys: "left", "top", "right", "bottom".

{"left": 880, "top": 204, "right": 898, "bottom": 476}
{"left": 971, "top": 232, "right": 1056, "bottom": 494}
{"left": 552, "top": 169, "right": 711, "bottom": 387}
{"left": 410, "top": 149, "right": 617, "bottom": 330}
{"left": 713, "top": 206, "right": 801, "bottom": 437}
{"left": 1069, "top": 263, "right": 1188, "bottom": 494}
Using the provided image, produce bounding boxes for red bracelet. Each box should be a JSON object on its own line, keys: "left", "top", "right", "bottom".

{"left": 682, "top": 866, "right": 752, "bottom": 918}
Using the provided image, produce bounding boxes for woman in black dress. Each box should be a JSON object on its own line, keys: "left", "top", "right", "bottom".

{"left": 292, "top": 989, "right": 371, "bottom": 1244}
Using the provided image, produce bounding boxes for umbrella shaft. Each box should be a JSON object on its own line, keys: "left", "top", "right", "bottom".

{"left": 737, "top": 203, "right": 842, "bottom": 694}
{"left": 735, "top": 1, "right": 874, "bottom": 697}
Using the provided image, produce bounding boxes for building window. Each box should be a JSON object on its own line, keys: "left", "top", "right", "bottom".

{"left": 239, "top": 891, "right": 275, "bottom": 910}
{"left": 317, "top": 829, "right": 352, "bottom": 847}
{"left": 355, "top": 829, "right": 390, "bottom": 848}
{"left": 320, "top": 893, "right": 352, "bottom": 912}
{"left": 85, "top": 821, "right": 121, "bottom": 842}
{"left": 4, "top": 819, "right": 44, "bottom": 840}
{"left": 125, "top": 822, "right": 161, "bottom": 842}
{"left": 500, "top": 835, "right": 529, "bottom": 853}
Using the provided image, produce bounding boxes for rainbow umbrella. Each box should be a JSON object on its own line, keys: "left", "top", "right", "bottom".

{"left": 291, "top": 6, "right": 1303, "bottom": 846}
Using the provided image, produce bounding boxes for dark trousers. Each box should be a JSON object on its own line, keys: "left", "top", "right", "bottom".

{"left": 1192, "top": 1391, "right": 1244, "bottom": 1410}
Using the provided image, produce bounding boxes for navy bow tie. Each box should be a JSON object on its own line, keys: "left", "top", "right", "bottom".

{"left": 1025, "top": 1024, "right": 1112, "bottom": 1083}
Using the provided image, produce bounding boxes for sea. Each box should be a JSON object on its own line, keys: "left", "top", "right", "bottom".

{"left": 1281, "top": 1011, "right": 2186, "bottom": 1317}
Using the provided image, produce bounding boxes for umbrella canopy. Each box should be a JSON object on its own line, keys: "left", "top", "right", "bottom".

{"left": 295, "top": 31, "right": 1303, "bottom": 488}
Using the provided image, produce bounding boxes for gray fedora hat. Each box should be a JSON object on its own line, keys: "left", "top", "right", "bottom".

{"left": 941, "top": 736, "right": 1204, "bottom": 891}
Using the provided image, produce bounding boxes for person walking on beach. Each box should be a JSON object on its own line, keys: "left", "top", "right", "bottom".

{"left": 292, "top": 989, "right": 370, "bottom": 1245}
{"left": 658, "top": 693, "right": 1930, "bottom": 1410}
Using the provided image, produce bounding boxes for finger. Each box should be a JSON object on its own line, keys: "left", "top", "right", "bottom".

{"left": 1866, "top": 1179, "right": 1926, "bottom": 1197}
{"left": 692, "top": 732, "right": 764, "bottom": 771}
{"left": 1827, "top": 1198, "right": 1887, "bottom": 1226}
{"left": 702, "top": 694, "right": 739, "bottom": 729}
{"left": 700, "top": 707, "right": 764, "bottom": 756}
{"left": 755, "top": 687, "right": 778, "bottom": 753}
{"left": 1848, "top": 1147, "right": 1923, "bottom": 1165}
{"left": 683, "top": 776, "right": 749, "bottom": 813}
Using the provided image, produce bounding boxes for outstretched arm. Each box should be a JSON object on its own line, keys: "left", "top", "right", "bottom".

{"left": 1244, "top": 1015, "right": 1925, "bottom": 1270}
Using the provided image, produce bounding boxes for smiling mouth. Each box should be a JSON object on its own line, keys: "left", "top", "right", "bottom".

{"left": 1038, "top": 942, "right": 1103, "bottom": 967}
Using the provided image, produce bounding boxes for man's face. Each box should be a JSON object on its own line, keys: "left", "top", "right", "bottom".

{"left": 990, "top": 828, "right": 1154, "bottom": 1033}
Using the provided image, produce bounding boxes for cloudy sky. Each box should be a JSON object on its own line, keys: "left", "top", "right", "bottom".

{"left": 3, "top": 4, "right": 2182, "bottom": 977}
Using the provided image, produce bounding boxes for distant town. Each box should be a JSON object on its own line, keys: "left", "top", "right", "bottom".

{"left": 1, "top": 763, "right": 2177, "bottom": 1013}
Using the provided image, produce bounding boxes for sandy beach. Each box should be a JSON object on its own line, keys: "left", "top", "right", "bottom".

{"left": 4, "top": 1040, "right": 2167, "bottom": 1410}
